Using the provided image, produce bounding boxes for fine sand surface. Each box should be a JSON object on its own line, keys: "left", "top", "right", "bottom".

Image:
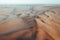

{"left": 0, "top": 5, "right": 60, "bottom": 40}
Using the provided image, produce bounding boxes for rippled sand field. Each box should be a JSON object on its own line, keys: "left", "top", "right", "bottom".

{"left": 0, "top": 5, "right": 60, "bottom": 40}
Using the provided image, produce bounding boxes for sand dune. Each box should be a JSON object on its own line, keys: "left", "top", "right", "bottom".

{"left": 0, "top": 5, "right": 60, "bottom": 40}
{"left": 36, "top": 8, "right": 60, "bottom": 40}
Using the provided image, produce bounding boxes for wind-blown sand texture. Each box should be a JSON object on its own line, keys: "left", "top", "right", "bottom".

{"left": 0, "top": 5, "right": 60, "bottom": 40}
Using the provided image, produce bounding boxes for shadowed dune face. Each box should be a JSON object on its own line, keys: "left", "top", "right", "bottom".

{"left": 0, "top": 26, "right": 37, "bottom": 40}
{"left": 0, "top": 6, "right": 60, "bottom": 40}
{"left": 0, "top": 13, "right": 36, "bottom": 35}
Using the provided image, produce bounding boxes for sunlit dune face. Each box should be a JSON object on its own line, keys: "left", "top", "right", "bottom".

{"left": 35, "top": 8, "right": 60, "bottom": 40}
